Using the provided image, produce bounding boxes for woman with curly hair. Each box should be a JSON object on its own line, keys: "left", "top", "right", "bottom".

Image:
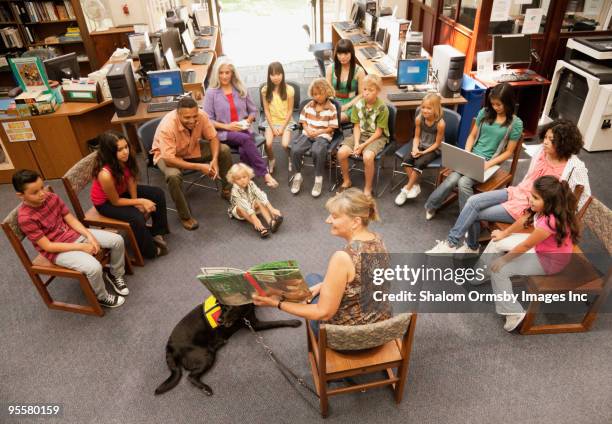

{"left": 426, "top": 119, "right": 590, "bottom": 255}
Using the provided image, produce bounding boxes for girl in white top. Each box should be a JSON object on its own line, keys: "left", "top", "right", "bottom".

{"left": 227, "top": 163, "right": 283, "bottom": 238}
{"left": 261, "top": 62, "right": 295, "bottom": 174}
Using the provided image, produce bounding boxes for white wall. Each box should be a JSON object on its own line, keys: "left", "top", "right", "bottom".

{"left": 381, "top": 0, "right": 408, "bottom": 19}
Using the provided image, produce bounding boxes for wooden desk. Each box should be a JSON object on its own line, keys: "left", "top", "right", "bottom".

{"left": 0, "top": 100, "right": 118, "bottom": 184}
{"left": 471, "top": 70, "right": 551, "bottom": 138}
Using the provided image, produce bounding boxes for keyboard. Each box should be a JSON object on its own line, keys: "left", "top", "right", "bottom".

{"left": 194, "top": 38, "right": 211, "bottom": 49}
{"left": 387, "top": 91, "right": 428, "bottom": 102}
{"left": 496, "top": 73, "right": 532, "bottom": 82}
{"left": 191, "top": 52, "right": 212, "bottom": 65}
{"left": 181, "top": 71, "right": 196, "bottom": 84}
{"left": 336, "top": 21, "right": 356, "bottom": 31}
{"left": 147, "top": 101, "right": 178, "bottom": 113}
{"left": 361, "top": 47, "right": 381, "bottom": 59}
{"left": 196, "top": 26, "right": 214, "bottom": 36}
{"left": 349, "top": 34, "right": 368, "bottom": 44}
{"left": 375, "top": 62, "right": 394, "bottom": 76}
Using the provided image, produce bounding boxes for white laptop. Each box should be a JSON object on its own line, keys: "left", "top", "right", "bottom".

{"left": 441, "top": 142, "right": 500, "bottom": 183}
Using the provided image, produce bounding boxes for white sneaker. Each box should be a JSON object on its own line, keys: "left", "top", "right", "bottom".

{"left": 455, "top": 244, "right": 480, "bottom": 255}
{"left": 425, "top": 240, "right": 459, "bottom": 255}
{"left": 425, "top": 209, "right": 436, "bottom": 220}
{"left": 290, "top": 174, "right": 302, "bottom": 194}
{"left": 311, "top": 177, "right": 323, "bottom": 198}
{"left": 503, "top": 313, "right": 526, "bottom": 332}
{"left": 395, "top": 188, "right": 409, "bottom": 206}
{"left": 406, "top": 184, "right": 421, "bottom": 199}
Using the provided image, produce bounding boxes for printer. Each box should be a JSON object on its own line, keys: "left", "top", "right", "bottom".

{"left": 540, "top": 37, "right": 612, "bottom": 151}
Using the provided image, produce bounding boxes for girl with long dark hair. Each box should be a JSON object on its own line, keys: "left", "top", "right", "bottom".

{"left": 91, "top": 131, "right": 169, "bottom": 259}
{"left": 325, "top": 39, "right": 365, "bottom": 123}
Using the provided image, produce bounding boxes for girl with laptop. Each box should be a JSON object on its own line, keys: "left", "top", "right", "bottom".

{"left": 423, "top": 83, "right": 523, "bottom": 220}
{"left": 426, "top": 119, "right": 590, "bottom": 255}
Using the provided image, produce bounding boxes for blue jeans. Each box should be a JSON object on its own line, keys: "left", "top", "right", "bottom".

{"left": 306, "top": 273, "right": 324, "bottom": 337}
{"left": 425, "top": 171, "right": 477, "bottom": 212}
{"left": 447, "top": 189, "right": 514, "bottom": 249}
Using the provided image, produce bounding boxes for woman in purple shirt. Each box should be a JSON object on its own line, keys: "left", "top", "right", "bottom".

{"left": 204, "top": 57, "right": 278, "bottom": 188}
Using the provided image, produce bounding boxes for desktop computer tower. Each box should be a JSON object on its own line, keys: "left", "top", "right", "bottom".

{"left": 106, "top": 61, "right": 139, "bottom": 117}
{"left": 139, "top": 42, "right": 164, "bottom": 73}
{"left": 432, "top": 45, "right": 465, "bottom": 98}
{"left": 166, "top": 16, "right": 186, "bottom": 35}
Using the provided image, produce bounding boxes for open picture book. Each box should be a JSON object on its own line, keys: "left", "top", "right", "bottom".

{"left": 197, "top": 260, "right": 311, "bottom": 306}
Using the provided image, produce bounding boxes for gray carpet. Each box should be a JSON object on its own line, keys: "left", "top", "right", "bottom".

{"left": 1, "top": 139, "right": 611, "bottom": 424}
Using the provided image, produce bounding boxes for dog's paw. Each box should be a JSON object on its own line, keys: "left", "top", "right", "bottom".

{"left": 289, "top": 320, "right": 302, "bottom": 327}
{"left": 203, "top": 384, "right": 213, "bottom": 396}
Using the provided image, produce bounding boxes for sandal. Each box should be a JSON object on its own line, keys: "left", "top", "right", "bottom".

{"left": 336, "top": 183, "right": 352, "bottom": 194}
{"left": 257, "top": 227, "right": 270, "bottom": 238}
{"left": 270, "top": 215, "right": 284, "bottom": 233}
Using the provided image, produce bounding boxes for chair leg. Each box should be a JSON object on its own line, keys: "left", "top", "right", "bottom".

{"left": 125, "top": 228, "right": 145, "bottom": 267}
{"left": 519, "top": 300, "right": 541, "bottom": 334}
{"left": 319, "top": 375, "right": 329, "bottom": 418}
{"left": 77, "top": 274, "right": 104, "bottom": 316}
{"left": 124, "top": 251, "right": 134, "bottom": 275}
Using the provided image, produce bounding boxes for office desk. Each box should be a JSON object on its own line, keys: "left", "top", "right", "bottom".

{"left": 0, "top": 100, "right": 118, "bottom": 184}
{"left": 471, "top": 70, "right": 550, "bottom": 138}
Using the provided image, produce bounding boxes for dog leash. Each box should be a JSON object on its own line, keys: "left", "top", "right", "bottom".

{"left": 243, "top": 318, "right": 320, "bottom": 411}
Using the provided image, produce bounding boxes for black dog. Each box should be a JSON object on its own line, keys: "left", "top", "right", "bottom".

{"left": 155, "top": 303, "right": 301, "bottom": 395}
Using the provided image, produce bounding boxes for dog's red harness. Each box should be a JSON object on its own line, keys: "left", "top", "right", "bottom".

{"left": 203, "top": 295, "right": 222, "bottom": 328}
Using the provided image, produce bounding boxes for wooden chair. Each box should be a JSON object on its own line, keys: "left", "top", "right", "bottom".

{"left": 516, "top": 197, "right": 611, "bottom": 334}
{"left": 2, "top": 194, "right": 106, "bottom": 316}
{"left": 307, "top": 313, "right": 417, "bottom": 417}
{"left": 435, "top": 134, "right": 524, "bottom": 211}
{"left": 62, "top": 152, "right": 144, "bottom": 267}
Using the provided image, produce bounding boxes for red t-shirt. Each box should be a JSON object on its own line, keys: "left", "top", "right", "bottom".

{"left": 18, "top": 192, "right": 81, "bottom": 262}
{"left": 90, "top": 165, "right": 132, "bottom": 206}
{"left": 226, "top": 93, "right": 239, "bottom": 122}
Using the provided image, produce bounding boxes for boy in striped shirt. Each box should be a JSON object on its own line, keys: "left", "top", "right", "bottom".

{"left": 13, "top": 169, "right": 128, "bottom": 308}
{"left": 290, "top": 78, "right": 339, "bottom": 197}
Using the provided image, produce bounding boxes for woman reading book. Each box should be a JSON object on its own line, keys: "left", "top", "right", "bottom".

{"left": 252, "top": 188, "right": 391, "bottom": 336}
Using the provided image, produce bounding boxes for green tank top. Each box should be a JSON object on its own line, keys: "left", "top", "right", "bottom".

{"left": 331, "top": 63, "right": 362, "bottom": 105}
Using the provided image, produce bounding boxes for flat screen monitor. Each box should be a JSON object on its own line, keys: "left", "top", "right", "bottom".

{"left": 181, "top": 30, "right": 195, "bottom": 55}
{"left": 493, "top": 34, "right": 531, "bottom": 65}
{"left": 364, "top": 13, "right": 373, "bottom": 36}
{"left": 397, "top": 58, "right": 429, "bottom": 85}
{"left": 43, "top": 52, "right": 79, "bottom": 81}
{"left": 160, "top": 27, "right": 184, "bottom": 61}
{"left": 375, "top": 27, "right": 387, "bottom": 51}
{"left": 349, "top": 3, "right": 359, "bottom": 23}
{"left": 149, "top": 69, "right": 183, "bottom": 97}
{"left": 164, "top": 48, "right": 179, "bottom": 70}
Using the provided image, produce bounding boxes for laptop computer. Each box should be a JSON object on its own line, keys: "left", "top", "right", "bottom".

{"left": 440, "top": 142, "right": 500, "bottom": 183}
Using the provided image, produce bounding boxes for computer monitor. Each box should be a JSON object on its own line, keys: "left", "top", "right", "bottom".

{"left": 148, "top": 69, "right": 184, "bottom": 97}
{"left": 364, "top": 13, "right": 373, "bottom": 36}
{"left": 160, "top": 27, "right": 184, "bottom": 61}
{"left": 397, "top": 58, "right": 429, "bottom": 86}
{"left": 164, "top": 48, "right": 179, "bottom": 70}
{"left": 493, "top": 34, "right": 531, "bottom": 66}
{"left": 43, "top": 52, "right": 79, "bottom": 81}
{"left": 375, "top": 27, "right": 387, "bottom": 51}
{"left": 181, "top": 30, "right": 195, "bottom": 56}
{"left": 349, "top": 3, "right": 359, "bottom": 23}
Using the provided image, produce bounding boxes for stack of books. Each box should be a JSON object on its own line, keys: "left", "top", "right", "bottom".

{"left": 0, "top": 27, "right": 24, "bottom": 48}
{"left": 15, "top": 91, "right": 57, "bottom": 117}
{"left": 59, "top": 26, "right": 81, "bottom": 43}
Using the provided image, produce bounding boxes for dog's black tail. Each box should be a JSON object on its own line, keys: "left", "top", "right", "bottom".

{"left": 154, "top": 346, "right": 182, "bottom": 395}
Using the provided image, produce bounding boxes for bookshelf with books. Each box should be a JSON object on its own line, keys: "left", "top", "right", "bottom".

{"left": 0, "top": 0, "right": 97, "bottom": 87}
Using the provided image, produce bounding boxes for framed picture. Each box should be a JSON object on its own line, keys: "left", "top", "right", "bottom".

{"left": 8, "top": 57, "right": 51, "bottom": 93}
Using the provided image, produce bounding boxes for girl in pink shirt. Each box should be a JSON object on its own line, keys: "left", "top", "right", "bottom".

{"left": 474, "top": 176, "right": 581, "bottom": 332}
{"left": 427, "top": 119, "right": 589, "bottom": 255}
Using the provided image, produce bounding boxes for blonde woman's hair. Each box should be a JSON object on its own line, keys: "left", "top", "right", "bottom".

{"left": 420, "top": 93, "right": 443, "bottom": 121}
{"left": 226, "top": 163, "right": 254, "bottom": 185}
{"left": 325, "top": 188, "right": 380, "bottom": 226}
{"left": 308, "top": 78, "right": 335, "bottom": 99}
{"left": 208, "top": 56, "right": 248, "bottom": 97}
{"left": 363, "top": 74, "right": 382, "bottom": 92}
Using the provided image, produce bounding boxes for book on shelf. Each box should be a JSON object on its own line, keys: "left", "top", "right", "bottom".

{"left": 64, "top": 1, "right": 76, "bottom": 20}
{"left": 197, "top": 260, "right": 311, "bottom": 306}
{"left": 23, "top": 1, "right": 75, "bottom": 23}
{"left": 0, "top": 27, "right": 24, "bottom": 48}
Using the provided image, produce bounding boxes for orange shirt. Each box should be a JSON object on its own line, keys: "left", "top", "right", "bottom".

{"left": 151, "top": 109, "right": 217, "bottom": 165}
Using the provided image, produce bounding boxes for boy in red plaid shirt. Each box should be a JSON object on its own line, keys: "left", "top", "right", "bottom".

{"left": 13, "top": 169, "right": 128, "bottom": 308}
